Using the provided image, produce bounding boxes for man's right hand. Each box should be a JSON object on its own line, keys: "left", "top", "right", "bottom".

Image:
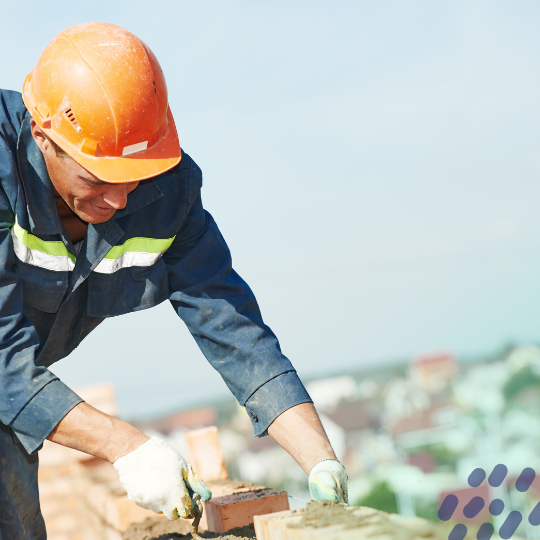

{"left": 113, "top": 436, "right": 212, "bottom": 519}
{"left": 113, "top": 436, "right": 211, "bottom": 519}
{"left": 47, "top": 404, "right": 211, "bottom": 519}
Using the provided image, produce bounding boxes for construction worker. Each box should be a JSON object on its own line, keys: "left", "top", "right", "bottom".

{"left": 0, "top": 22, "right": 348, "bottom": 539}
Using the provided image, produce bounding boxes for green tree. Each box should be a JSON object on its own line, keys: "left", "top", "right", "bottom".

{"left": 415, "top": 498, "right": 440, "bottom": 522}
{"left": 429, "top": 444, "right": 457, "bottom": 470}
{"left": 503, "top": 366, "right": 540, "bottom": 400}
{"left": 355, "top": 481, "right": 398, "bottom": 514}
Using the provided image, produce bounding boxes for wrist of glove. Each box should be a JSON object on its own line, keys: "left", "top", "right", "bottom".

{"left": 308, "top": 459, "right": 348, "bottom": 504}
{"left": 113, "top": 436, "right": 212, "bottom": 520}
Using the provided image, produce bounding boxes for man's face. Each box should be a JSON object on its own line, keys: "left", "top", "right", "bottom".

{"left": 30, "top": 120, "right": 140, "bottom": 224}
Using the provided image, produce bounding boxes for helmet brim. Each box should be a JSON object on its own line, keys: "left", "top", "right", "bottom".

{"left": 59, "top": 107, "right": 182, "bottom": 183}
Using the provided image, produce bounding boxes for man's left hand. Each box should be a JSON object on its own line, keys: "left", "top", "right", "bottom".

{"left": 308, "top": 459, "right": 348, "bottom": 504}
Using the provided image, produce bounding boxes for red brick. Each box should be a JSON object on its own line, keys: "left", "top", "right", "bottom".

{"left": 205, "top": 489, "right": 289, "bottom": 533}
{"left": 184, "top": 426, "right": 228, "bottom": 482}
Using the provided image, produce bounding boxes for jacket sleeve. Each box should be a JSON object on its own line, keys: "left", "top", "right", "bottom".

{"left": 0, "top": 91, "right": 83, "bottom": 454}
{"left": 165, "top": 175, "right": 312, "bottom": 437}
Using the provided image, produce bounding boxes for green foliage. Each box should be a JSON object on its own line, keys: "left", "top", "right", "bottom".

{"left": 355, "top": 480, "right": 398, "bottom": 514}
{"left": 503, "top": 366, "right": 540, "bottom": 400}
{"left": 414, "top": 498, "right": 440, "bottom": 522}
{"left": 410, "top": 443, "right": 457, "bottom": 470}
{"left": 429, "top": 444, "right": 457, "bottom": 469}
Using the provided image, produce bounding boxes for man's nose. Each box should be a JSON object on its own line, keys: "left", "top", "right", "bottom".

{"left": 102, "top": 184, "right": 129, "bottom": 210}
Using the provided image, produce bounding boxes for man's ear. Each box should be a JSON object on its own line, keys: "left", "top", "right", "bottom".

{"left": 30, "top": 119, "right": 51, "bottom": 155}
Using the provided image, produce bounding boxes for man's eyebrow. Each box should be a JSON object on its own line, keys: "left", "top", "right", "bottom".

{"left": 79, "top": 174, "right": 106, "bottom": 185}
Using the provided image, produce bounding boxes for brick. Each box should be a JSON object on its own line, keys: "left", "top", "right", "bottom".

{"left": 205, "top": 488, "right": 289, "bottom": 533}
{"left": 254, "top": 510, "right": 303, "bottom": 540}
{"left": 74, "top": 462, "right": 267, "bottom": 534}
{"left": 39, "top": 435, "right": 286, "bottom": 539}
{"left": 38, "top": 461, "right": 86, "bottom": 540}
{"left": 77, "top": 468, "right": 157, "bottom": 533}
{"left": 254, "top": 506, "right": 457, "bottom": 540}
{"left": 184, "top": 426, "right": 228, "bottom": 482}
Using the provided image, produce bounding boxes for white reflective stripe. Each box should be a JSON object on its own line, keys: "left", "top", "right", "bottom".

{"left": 12, "top": 232, "right": 76, "bottom": 272}
{"left": 93, "top": 250, "right": 165, "bottom": 274}
{"left": 122, "top": 141, "right": 148, "bottom": 156}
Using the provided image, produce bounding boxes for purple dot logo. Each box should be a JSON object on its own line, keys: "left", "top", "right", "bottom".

{"left": 438, "top": 465, "right": 537, "bottom": 540}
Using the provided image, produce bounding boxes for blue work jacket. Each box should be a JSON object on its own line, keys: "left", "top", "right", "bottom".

{"left": 0, "top": 89, "right": 311, "bottom": 454}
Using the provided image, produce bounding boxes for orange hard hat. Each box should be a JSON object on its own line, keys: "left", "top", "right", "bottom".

{"left": 22, "top": 22, "right": 181, "bottom": 183}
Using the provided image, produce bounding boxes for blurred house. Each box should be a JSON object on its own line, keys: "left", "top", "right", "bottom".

{"left": 409, "top": 352, "right": 458, "bottom": 393}
{"left": 388, "top": 400, "right": 454, "bottom": 439}
{"left": 324, "top": 399, "right": 382, "bottom": 476}
{"left": 408, "top": 450, "right": 437, "bottom": 473}
{"left": 452, "top": 361, "right": 508, "bottom": 414}
{"left": 235, "top": 433, "right": 307, "bottom": 491}
{"left": 382, "top": 377, "right": 431, "bottom": 427}
{"left": 305, "top": 375, "right": 359, "bottom": 411}
{"left": 325, "top": 399, "right": 381, "bottom": 433}
{"left": 135, "top": 406, "right": 217, "bottom": 435}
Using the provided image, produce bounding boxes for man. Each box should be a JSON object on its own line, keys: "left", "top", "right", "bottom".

{"left": 0, "top": 22, "right": 348, "bottom": 539}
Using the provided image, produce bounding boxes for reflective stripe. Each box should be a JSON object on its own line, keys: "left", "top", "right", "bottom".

{"left": 12, "top": 218, "right": 76, "bottom": 272}
{"left": 11, "top": 217, "right": 174, "bottom": 275}
{"left": 93, "top": 236, "right": 175, "bottom": 274}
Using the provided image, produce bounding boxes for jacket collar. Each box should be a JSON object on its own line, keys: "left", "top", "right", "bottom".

{"left": 17, "top": 112, "right": 63, "bottom": 236}
{"left": 16, "top": 112, "right": 164, "bottom": 235}
{"left": 113, "top": 179, "right": 163, "bottom": 219}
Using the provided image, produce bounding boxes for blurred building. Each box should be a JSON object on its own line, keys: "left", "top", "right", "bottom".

{"left": 134, "top": 406, "right": 217, "bottom": 434}
{"left": 409, "top": 352, "right": 458, "bottom": 393}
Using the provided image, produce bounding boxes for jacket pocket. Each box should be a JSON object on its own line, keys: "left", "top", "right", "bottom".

{"left": 18, "top": 263, "right": 68, "bottom": 313}
{"left": 86, "top": 259, "right": 169, "bottom": 318}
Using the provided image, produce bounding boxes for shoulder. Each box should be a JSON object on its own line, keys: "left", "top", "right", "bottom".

{"left": 0, "top": 89, "right": 27, "bottom": 155}
{"left": 0, "top": 89, "right": 26, "bottom": 116}
{"left": 176, "top": 150, "right": 203, "bottom": 185}
{"left": 155, "top": 149, "right": 203, "bottom": 209}
{"left": 0, "top": 90, "right": 27, "bottom": 208}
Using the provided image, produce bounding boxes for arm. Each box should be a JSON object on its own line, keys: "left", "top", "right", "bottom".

{"left": 47, "top": 399, "right": 211, "bottom": 521}
{"left": 269, "top": 403, "right": 348, "bottom": 503}
{"left": 165, "top": 190, "right": 314, "bottom": 439}
{"left": 163, "top": 171, "right": 346, "bottom": 500}
{"left": 163, "top": 156, "right": 350, "bottom": 502}
{"left": 46, "top": 401, "right": 149, "bottom": 463}
{"left": 267, "top": 402, "right": 336, "bottom": 474}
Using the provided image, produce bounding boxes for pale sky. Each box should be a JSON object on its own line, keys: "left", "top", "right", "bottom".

{"left": 2, "top": 1, "right": 540, "bottom": 419}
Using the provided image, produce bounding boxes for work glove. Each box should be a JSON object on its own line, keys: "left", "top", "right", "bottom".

{"left": 113, "top": 436, "right": 212, "bottom": 520}
{"left": 308, "top": 459, "right": 348, "bottom": 504}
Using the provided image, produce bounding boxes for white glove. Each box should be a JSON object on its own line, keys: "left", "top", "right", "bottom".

{"left": 113, "top": 436, "right": 212, "bottom": 519}
{"left": 308, "top": 459, "right": 348, "bottom": 504}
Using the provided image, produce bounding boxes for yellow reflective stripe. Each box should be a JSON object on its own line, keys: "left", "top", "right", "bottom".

{"left": 93, "top": 235, "right": 176, "bottom": 274}
{"left": 12, "top": 217, "right": 176, "bottom": 274}
{"left": 103, "top": 236, "right": 175, "bottom": 259}
{"left": 13, "top": 218, "right": 76, "bottom": 263}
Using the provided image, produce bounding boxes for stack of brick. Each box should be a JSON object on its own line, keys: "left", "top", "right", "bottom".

{"left": 38, "top": 382, "right": 118, "bottom": 540}
{"left": 37, "top": 444, "right": 86, "bottom": 540}
{"left": 73, "top": 426, "right": 289, "bottom": 539}
{"left": 38, "top": 391, "right": 290, "bottom": 539}
{"left": 40, "top": 396, "right": 490, "bottom": 540}
{"left": 75, "top": 464, "right": 289, "bottom": 539}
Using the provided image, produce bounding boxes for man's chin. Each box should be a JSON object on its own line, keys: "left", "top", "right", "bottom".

{"left": 77, "top": 205, "right": 116, "bottom": 224}
{"left": 75, "top": 211, "right": 115, "bottom": 225}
